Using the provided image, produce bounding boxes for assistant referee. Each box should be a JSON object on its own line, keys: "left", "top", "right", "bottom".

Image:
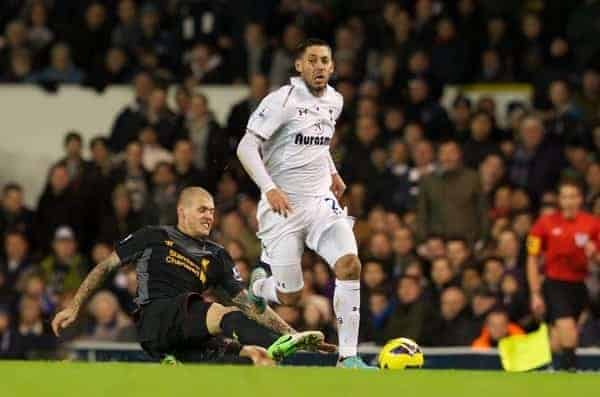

{"left": 527, "top": 180, "right": 599, "bottom": 370}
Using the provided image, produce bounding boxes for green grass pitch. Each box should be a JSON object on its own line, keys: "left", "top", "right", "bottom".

{"left": 2, "top": 361, "right": 597, "bottom": 397}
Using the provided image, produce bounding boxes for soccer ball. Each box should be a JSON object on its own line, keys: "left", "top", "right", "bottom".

{"left": 378, "top": 337, "right": 424, "bottom": 370}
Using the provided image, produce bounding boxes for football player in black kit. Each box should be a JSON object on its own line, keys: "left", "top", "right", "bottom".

{"left": 52, "top": 187, "right": 329, "bottom": 365}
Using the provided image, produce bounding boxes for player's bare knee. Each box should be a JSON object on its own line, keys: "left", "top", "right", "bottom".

{"left": 277, "top": 290, "right": 302, "bottom": 306}
{"left": 206, "top": 303, "right": 239, "bottom": 334}
{"left": 334, "top": 254, "right": 361, "bottom": 280}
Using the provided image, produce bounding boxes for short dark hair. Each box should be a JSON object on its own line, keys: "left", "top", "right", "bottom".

{"left": 89, "top": 136, "right": 108, "bottom": 150}
{"left": 2, "top": 182, "right": 22, "bottom": 195}
{"left": 558, "top": 179, "right": 583, "bottom": 194}
{"left": 294, "top": 38, "right": 331, "bottom": 60}
{"left": 64, "top": 130, "right": 82, "bottom": 146}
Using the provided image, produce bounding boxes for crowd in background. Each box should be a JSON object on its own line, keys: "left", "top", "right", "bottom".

{"left": 2, "top": 0, "right": 600, "bottom": 359}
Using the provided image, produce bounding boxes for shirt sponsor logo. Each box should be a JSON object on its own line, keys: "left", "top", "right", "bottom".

{"left": 293, "top": 133, "right": 331, "bottom": 146}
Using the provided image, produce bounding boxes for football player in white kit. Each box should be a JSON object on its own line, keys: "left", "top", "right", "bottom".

{"left": 237, "top": 39, "right": 371, "bottom": 368}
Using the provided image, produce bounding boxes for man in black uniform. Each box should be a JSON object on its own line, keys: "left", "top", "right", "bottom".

{"left": 52, "top": 187, "right": 327, "bottom": 365}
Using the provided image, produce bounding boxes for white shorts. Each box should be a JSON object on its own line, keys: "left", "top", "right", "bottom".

{"left": 256, "top": 192, "right": 358, "bottom": 293}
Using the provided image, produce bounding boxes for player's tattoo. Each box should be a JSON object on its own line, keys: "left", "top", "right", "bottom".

{"left": 231, "top": 290, "right": 295, "bottom": 335}
{"left": 71, "top": 252, "right": 122, "bottom": 311}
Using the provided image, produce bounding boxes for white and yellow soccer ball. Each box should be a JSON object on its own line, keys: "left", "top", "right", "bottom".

{"left": 378, "top": 337, "right": 424, "bottom": 370}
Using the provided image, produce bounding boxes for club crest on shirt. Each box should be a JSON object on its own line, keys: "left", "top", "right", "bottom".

{"left": 551, "top": 227, "right": 562, "bottom": 236}
{"left": 297, "top": 107, "right": 308, "bottom": 117}
{"left": 574, "top": 233, "right": 589, "bottom": 247}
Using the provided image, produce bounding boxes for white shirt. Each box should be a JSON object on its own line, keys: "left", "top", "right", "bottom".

{"left": 245, "top": 77, "right": 343, "bottom": 197}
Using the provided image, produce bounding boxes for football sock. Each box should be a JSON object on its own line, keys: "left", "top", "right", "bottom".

{"left": 561, "top": 348, "right": 577, "bottom": 371}
{"left": 220, "top": 311, "right": 280, "bottom": 348}
{"left": 334, "top": 279, "right": 360, "bottom": 358}
{"left": 252, "top": 276, "right": 281, "bottom": 304}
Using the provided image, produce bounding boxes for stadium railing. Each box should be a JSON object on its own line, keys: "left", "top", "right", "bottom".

{"left": 65, "top": 341, "right": 600, "bottom": 370}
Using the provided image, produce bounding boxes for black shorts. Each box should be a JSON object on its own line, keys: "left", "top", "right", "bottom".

{"left": 137, "top": 293, "right": 247, "bottom": 364}
{"left": 543, "top": 278, "right": 589, "bottom": 323}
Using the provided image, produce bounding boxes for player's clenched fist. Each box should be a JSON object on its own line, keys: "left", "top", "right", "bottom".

{"left": 52, "top": 306, "right": 79, "bottom": 336}
{"left": 266, "top": 188, "right": 292, "bottom": 217}
{"left": 530, "top": 292, "right": 545, "bottom": 319}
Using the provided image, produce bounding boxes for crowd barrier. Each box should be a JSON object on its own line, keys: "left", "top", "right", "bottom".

{"left": 65, "top": 341, "right": 600, "bottom": 371}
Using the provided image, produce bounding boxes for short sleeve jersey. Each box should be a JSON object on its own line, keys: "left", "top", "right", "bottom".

{"left": 115, "top": 226, "right": 243, "bottom": 305}
{"left": 527, "top": 211, "right": 600, "bottom": 282}
{"left": 246, "top": 76, "right": 344, "bottom": 197}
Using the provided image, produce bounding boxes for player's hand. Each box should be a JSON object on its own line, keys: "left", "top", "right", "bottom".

{"left": 240, "top": 345, "right": 275, "bottom": 366}
{"left": 530, "top": 292, "right": 546, "bottom": 319}
{"left": 52, "top": 306, "right": 79, "bottom": 337}
{"left": 330, "top": 173, "right": 346, "bottom": 199}
{"left": 266, "top": 188, "right": 292, "bottom": 218}
{"left": 584, "top": 241, "right": 597, "bottom": 260}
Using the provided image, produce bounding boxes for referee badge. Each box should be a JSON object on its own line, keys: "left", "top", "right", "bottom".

{"left": 574, "top": 233, "right": 589, "bottom": 247}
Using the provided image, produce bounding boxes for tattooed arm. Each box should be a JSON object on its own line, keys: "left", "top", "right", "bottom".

{"left": 51, "top": 252, "right": 123, "bottom": 336}
{"left": 230, "top": 290, "right": 296, "bottom": 335}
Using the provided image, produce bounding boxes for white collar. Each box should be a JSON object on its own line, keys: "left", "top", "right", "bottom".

{"left": 290, "top": 76, "right": 332, "bottom": 100}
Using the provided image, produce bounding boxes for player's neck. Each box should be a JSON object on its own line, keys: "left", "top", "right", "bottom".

{"left": 308, "top": 86, "right": 326, "bottom": 97}
{"left": 562, "top": 210, "right": 577, "bottom": 219}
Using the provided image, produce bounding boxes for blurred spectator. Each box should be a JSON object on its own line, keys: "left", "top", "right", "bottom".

{"left": 99, "top": 185, "right": 142, "bottom": 244}
{"left": 383, "top": 275, "right": 437, "bottom": 345}
{"left": 29, "top": 42, "right": 84, "bottom": 84}
{"left": 0, "top": 183, "right": 34, "bottom": 244}
{"left": 17, "top": 296, "right": 55, "bottom": 357}
{"left": 0, "top": 20, "right": 30, "bottom": 73}
{"left": 39, "top": 226, "right": 88, "bottom": 297}
{"left": 391, "top": 227, "right": 418, "bottom": 277}
{"left": 145, "top": 86, "right": 180, "bottom": 150}
{"left": 366, "top": 233, "right": 394, "bottom": 270}
{"left": 68, "top": 2, "right": 111, "bottom": 73}
{"left": 480, "top": 154, "right": 506, "bottom": 200}
{"left": 435, "top": 286, "right": 478, "bottom": 346}
{"left": 481, "top": 256, "right": 505, "bottom": 293}
{"left": 430, "top": 257, "right": 457, "bottom": 301}
{"left": 362, "top": 260, "right": 388, "bottom": 296}
{"left": 111, "top": 141, "right": 151, "bottom": 213}
{"left": 573, "top": 68, "right": 600, "bottom": 124}
{"left": 545, "top": 80, "right": 585, "bottom": 141}
{"left": 172, "top": 139, "right": 204, "bottom": 191}
{"left": 450, "top": 96, "right": 472, "bottom": 141}
{"left": 509, "top": 115, "right": 565, "bottom": 204}
{"left": 57, "top": 131, "right": 92, "bottom": 191}
{"left": 219, "top": 211, "right": 260, "bottom": 263}
{"left": 1, "top": 48, "right": 33, "bottom": 82}
{"left": 34, "top": 164, "right": 83, "bottom": 253}
{"left": 0, "top": 305, "right": 22, "bottom": 358}
{"left": 269, "top": 24, "right": 304, "bottom": 88}
{"left": 184, "top": 42, "right": 228, "bottom": 85}
{"left": 446, "top": 238, "right": 473, "bottom": 274}
{"left": 313, "top": 260, "right": 334, "bottom": 299}
{"left": 185, "top": 92, "right": 228, "bottom": 177}
{"left": 585, "top": 162, "right": 600, "bottom": 210}
{"left": 404, "top": 78, "right": 451, "bottom": 141}
{"left": 230, "top": 23, "right": 272, "bottom": 83}
{"left": 0, "top": 231, "right": 32, "bottom": 287}
{"left": 109, "top": 71, "right": 155, "bottom": 152}
{"left": 144, "top": 162, "right": 178, "bottom": 225}
{"left": 472, "top": 309, "right": 524, "bottom": 349}
{"left": 471, "top": 286, "right": 498, "bottom": 330}
{"left": 84, "top": 290, "right": 135, "bottom": 342}
{"left": 302, "top": 295, "right": 336, "bottom": 344}
{"left": 417, "top": 140, "right": 488, "bottom": 243}
{"left": 430, "top": 17, "right": 468, "bottom": 84}
{"left": 111, "top": 0, "right": 142, "bottom": 53}
{"left": 139, "top": 125, "right": 173, "bottom": 172}
{"left": 496, "top": 229, "right": 524, "bottom": 272}
{"left": 500, "top": 272, "right": 532, "bottom": 330}
{"left": 226, "top": 74, "right": 269, "bottom": 143}
{"left": 137, "top": 3, "right": 177, "bottom": 70}
{"left": 462, "top": 111, "right": 500, "bottom": 169}
{"left": 85, "top": 47, "right": 132, "bottom": 91}
{"left": 19, "top": 272, "right": 54, "bottom": 318}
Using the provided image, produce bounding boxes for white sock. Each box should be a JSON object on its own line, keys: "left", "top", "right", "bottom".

{"left": 334, "top": 279, "right": 360, "bottom": 358}
{"left": 252, "top": 276, "right": 280, "bottom": 304}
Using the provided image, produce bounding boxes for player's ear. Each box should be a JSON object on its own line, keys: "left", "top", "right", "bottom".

{"left": 294, "top": 59, "right": 302, "bottom": 74}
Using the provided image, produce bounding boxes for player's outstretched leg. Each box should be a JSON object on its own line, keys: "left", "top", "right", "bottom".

{"left": 267, "top": 331, "right": 325, "bottom": 361}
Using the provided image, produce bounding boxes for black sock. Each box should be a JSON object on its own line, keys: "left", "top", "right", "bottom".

{"left": 220, "top": 311, "right": 280, "bottom": 348}
{"left": 561, "top": 348, "right": 577, "bottom": 371}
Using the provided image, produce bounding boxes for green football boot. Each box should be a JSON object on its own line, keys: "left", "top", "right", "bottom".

{"left": 160, "top": 354, "right": 182, "bottom": 366}
{"left": 267, "top": 331, "right": 325, "bottom": 361}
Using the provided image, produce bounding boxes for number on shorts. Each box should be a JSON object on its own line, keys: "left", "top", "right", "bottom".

{"left": 324, "top": 197, "right": 342, "bottom": 215}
